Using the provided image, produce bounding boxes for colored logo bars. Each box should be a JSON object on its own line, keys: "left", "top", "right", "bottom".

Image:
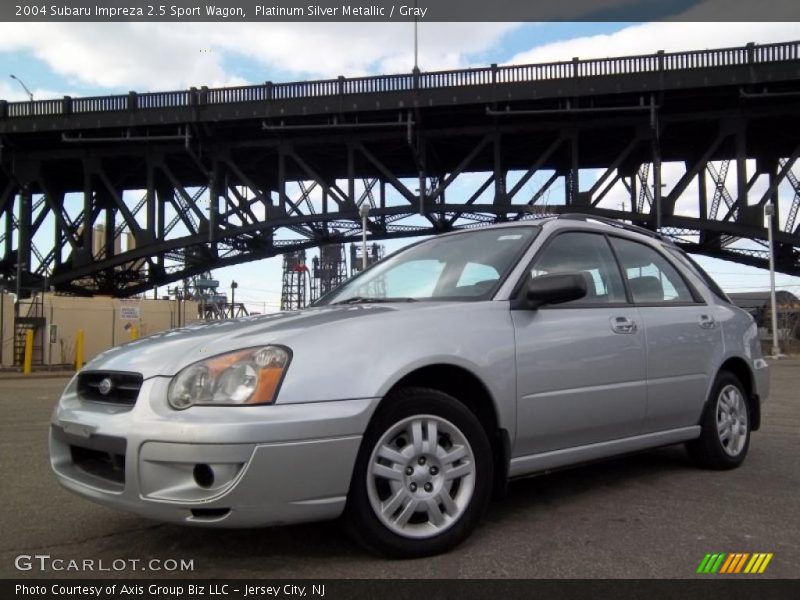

{"left": 697, "top": 553, "right": 773, "bottom": 574}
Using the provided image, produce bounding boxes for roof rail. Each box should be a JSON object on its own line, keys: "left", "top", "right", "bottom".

{"left": 556, "top": 213, "right": 671, "bottom": 243}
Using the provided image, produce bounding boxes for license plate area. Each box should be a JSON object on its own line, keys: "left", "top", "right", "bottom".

{"left": 51, "top": 425, "right": 127, "bottom": 491}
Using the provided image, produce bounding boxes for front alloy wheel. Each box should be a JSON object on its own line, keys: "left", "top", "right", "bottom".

{"left": 346, "top": 387, "right": 493, "bottom": 557}
{"left": 366, "top": 414, "right": 476, "bottom": 539}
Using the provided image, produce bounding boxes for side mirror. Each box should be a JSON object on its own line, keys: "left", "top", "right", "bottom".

{"left": 519, "top": 272, "right": 588, "bottom": 309}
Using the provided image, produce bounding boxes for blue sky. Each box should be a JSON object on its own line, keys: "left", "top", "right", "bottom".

{"left": 2, "top": 19, "right": 799, "bottom": 311}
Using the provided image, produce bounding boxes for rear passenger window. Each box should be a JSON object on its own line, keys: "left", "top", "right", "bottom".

{"left": 531, "top": 232, "right": 627, "bottom": 305}
{"left": 610, "top": 237, "right": 695, "bottom": 303}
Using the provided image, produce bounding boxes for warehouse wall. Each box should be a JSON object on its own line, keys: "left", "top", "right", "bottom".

{"left": 3, "top": 294, "right": 201, "bottom": 368}
{"left": 0, "top": 292, "right": 13, "bottom": 367}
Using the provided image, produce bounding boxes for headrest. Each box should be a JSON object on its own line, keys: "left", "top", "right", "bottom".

{"left": 628, "top": 276, "right": 663, "bottom": 302}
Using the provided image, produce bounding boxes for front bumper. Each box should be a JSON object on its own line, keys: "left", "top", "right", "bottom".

{"left": 50, "top": 376, "right": 379, "bottom": 527}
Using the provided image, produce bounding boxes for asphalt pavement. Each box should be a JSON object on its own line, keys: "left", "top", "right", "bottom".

{"left": 1, "top": 359, "right": 798, "bottom": 579}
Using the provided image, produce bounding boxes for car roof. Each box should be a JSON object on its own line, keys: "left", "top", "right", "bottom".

{"left": 441, "top": 214, "right": 677, "bottom": 249}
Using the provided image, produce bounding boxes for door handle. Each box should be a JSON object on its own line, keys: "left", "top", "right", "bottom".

{"left": 698, "top": 314, "right": 716, "bottom": 329}
{"left": 610, "top": 316, "right": 637, "bottom": 334}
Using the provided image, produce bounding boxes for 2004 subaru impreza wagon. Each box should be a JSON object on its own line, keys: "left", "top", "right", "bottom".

{"left": 50, "top": 214, "right": 769, "bottom": 557}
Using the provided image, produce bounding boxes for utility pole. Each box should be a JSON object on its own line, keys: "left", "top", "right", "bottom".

{"left": 650, "top": 94, "right": 662, "bottom": 232}
{"left": 359, "top": 203, "right": 370, "bottom": 271}
{"left": 413, "top": 0, "right": 419, "bottom": 74}
{"left": 765, "top": 203, "right": 781, "bottom": 358}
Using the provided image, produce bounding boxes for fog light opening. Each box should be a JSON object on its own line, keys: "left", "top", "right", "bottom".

{"left": 193, "top": 463, "right": 215, "bottom": 488}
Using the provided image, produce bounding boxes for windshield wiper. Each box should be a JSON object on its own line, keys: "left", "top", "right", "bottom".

{"left": 332, "top": 296, "right": 418, "bottom": 305}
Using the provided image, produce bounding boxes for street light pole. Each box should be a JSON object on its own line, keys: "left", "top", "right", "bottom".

{"left": 9, "top": 74, "right": 34, "bottom": 101}
{"left": 359, "top": 203, "right": 370, "bottom": 271}
{"left": 764, "top": 203, "right": 780, "bottom": 358}
{"left": 413, "top": 0, "right": 419, "bottom": 73}
{"left": 650, "top": 94, "right": 662, "bottom": 232}
{"left": 230, "top": 280, "right": 238, "bottom": 317}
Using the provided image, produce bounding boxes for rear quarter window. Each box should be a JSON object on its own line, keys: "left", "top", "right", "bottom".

{"left": 664, "top": 246, "right": 730, "bottom": 303}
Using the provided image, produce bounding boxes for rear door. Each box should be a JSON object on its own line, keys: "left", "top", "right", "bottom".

{"left": 512, "top": 231, "right": 647, "bottom": 456}
{"left": 608, "top": 236, "right": 722, "bottom": 433}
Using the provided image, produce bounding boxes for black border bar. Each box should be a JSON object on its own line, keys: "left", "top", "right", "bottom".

{"left": 3, "top": 0, "right": 800, "bottom": 22}
{"left": 4, "top": 579, "right": 800, "bottom": 600}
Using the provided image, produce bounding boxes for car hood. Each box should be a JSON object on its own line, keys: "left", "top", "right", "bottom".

{"left": 82, "top": 303, "right": 406, "bottom": 378}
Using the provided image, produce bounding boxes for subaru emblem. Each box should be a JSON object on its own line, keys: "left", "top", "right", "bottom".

{"left": 98, "top": 377, "right": 113, "bottom": 395}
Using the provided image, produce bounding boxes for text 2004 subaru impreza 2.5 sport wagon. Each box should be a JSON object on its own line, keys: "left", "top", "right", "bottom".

{"left": 50, "top": 214, "right": 769, "bottom": 558}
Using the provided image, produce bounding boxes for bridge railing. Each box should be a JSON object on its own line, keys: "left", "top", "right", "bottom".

{"left": 2, "top": 40, "right": 798, "bottom": 119}
{"left": 207, "top": 84, "right": 270, "bottom": 104}
{"left": 137, "top": 90, "right": 191, "bottom": 109}
{"left": 72, "top": 95, "right": 128, "bottom": 113}
{"left": 754, "top": 41, "right": 799, "bottom": 62}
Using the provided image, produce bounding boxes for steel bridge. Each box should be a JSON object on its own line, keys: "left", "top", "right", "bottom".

{"left": 1, "top": 40, "right": 800, "bottom": 297}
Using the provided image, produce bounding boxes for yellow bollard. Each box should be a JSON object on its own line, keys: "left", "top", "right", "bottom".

{"left": 23, "top": 329, "right": 33, "bottom": 375}
{"left": 75, "top": 329, "right": 84, "bottom": 371}
{"left": 129, "top": 325, "right": 138, "bottom": 341}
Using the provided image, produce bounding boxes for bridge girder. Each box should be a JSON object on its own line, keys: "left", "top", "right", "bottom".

{"left": 1, "top": 41, "right": 800, "bottom": 296}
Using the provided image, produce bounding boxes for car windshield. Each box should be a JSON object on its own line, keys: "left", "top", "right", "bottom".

{"left": 317, "top": 226, "right": 539, "bottom": 305}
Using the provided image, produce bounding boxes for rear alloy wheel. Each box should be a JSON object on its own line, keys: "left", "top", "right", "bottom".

{"left": 687, "top": 371, "right": 751, "bottom": 470}
{"left": 346, "top": 387, "right": 492, "bottom": 557}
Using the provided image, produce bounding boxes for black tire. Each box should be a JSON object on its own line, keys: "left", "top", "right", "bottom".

{"left": 686, "top": 371, "right": 751, "bottom": 470}
{"left": 344, "top": 387, "right": 493, "bottom": 558}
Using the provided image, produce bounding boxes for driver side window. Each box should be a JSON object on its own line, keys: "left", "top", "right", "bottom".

{"left": 531, "top": 232, "right": 627, "bottom": 305}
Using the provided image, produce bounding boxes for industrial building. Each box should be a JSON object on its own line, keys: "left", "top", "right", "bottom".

{"left": 0, "top": 291, "right": 200, "bottom": 369}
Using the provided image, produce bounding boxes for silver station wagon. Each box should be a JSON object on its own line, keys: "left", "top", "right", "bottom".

{"left": 50, "top": 215, "right": 769, "bottom": 557}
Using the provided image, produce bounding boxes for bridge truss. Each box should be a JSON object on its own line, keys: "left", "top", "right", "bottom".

{"left": 1, "top": 40, "right": 799, "bottom": 297}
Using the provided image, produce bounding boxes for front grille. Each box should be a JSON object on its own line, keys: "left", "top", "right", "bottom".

{"left": 77, "top": 371, "right": 143, "bottom": 405}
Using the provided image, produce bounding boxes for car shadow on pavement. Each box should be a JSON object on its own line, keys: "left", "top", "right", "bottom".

{"left": 502, "top": 444, "right": 693, "bottom": 510}
{"left": 136, "top": 444, "right": 695, "bottom": 570}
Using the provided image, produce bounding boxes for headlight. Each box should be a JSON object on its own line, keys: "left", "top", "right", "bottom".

{"left": 168, "top": 346, "right": 291, "bottom": 410}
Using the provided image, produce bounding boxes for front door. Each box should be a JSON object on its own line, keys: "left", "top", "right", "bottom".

{"left": 512, "top": 231, "right": 648, "bottom": 457}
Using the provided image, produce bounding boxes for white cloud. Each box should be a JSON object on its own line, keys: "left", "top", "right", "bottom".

{"left": 210, "top": 22, "right": 518, "bottom": 76}
{"left": 0, "top": 22, "right": 518, "bottom": 93}
{"left": 2, "top": 14, "right": 795, "bottom": 98}
{"left": 507, "top": 20, "right": 798, "bottom": 66}
{"left": 0, "top": 23, "right": 241, "bottom": 90}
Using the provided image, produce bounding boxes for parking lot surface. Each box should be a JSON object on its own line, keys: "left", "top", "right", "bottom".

{"left": 1, "top": 359, "right": 798, "bottom": 579}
